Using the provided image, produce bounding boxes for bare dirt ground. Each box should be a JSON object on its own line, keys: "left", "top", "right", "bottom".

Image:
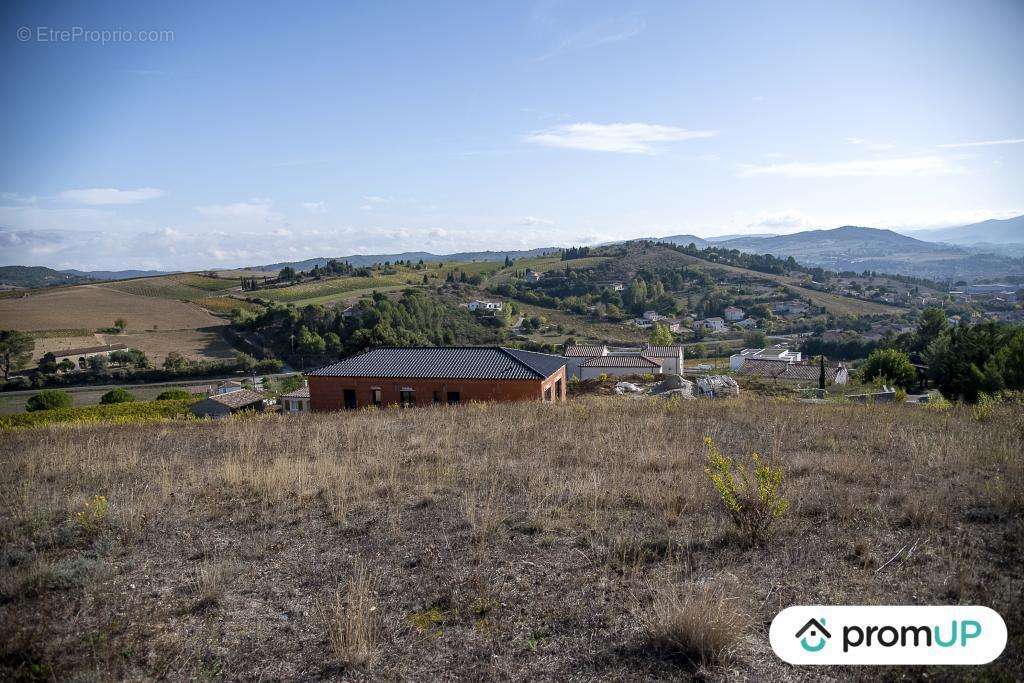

{"left": 96, "top": 328, "right": 237, "bottom": 365}
{"left": 1, "top": 397, "right": 1021, "bottom": 680}
{"left": 29, "top": 334, "right": 106, "bottom": 361}
{"left": 0, "top": 285, "right": 226, "bottom": 332}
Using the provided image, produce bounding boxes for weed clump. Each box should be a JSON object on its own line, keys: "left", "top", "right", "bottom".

{"left": 703, "top": 437, "right": 788, "bottom": 543}
{"left": 635, "top": 579, "right": 750, "bottom": 665}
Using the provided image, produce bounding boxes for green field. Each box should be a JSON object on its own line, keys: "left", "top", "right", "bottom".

{"left": 103, "top": 274, "right": 240, "bottom": 302}
{"left": 255, "top": 274, "right": 421, "bottom": 304}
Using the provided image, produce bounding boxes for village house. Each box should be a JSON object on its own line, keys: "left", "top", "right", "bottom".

{"left": 562, "top": 343, "right": 608, "bottom": 379}
{"left": 723, "top": 306, "right": 745, "bottom": 322}
{"left": 735, "top": 359, "right": 849, "bottom": 385}
{"left": 189, "top": 389, "right": 268, "bottom": 419}
{"left": 733, "top": 317, "right": 758, "bottom": 329}
{"left": 524, "top": 269, "right": 543, "bottom": 283}
{"left": 694, "top": 317, "right": 727, "bottom": 333}
{"left": 578, "top": 354, "right": 662, "bottom": 381}
{"left": 772, "top": 300, "right": 808, "bottom": 315}
{"left": 51, "top": 343, "right": 129, "bottom": 369}
{"left": 217, "top": 380, "right": 244, "bottom": 394}
{"left": 280, "top": 386, "right": 311, "bottom": 414}
{"left": 467, "top": 300, "right": 503, "bottom": 312}
{"left": 307, "top": 346, "right": 567, "bottom": 410}
{"left": 640, "top": 344, "right": 685, "bottom": 374}
{"left": 729, "top": 346, "right": 802, "bottom": 371}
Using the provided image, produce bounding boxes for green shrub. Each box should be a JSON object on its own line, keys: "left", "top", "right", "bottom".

{"left": 100, "top": 388, "right": 136, "bottom": 404}
{"left": 26, "top": 390, "right": 72, "bottom": 412}
{"left": 71, "top": 495, "right": 109, "bottom": 538}
{"left": 703, "top": 436, "right": 788, "bottom": 543}
{"left": 156, "top": 389, "right": 191, "bottom": 401}
{"left": 0, "top": 399, "right": 192, "bottom": 430}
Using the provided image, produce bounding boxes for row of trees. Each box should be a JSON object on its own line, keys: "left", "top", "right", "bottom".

{"left": 234, "top": 290, "right": 505, "bottom": 368}
{"left": 856, "top": 310, "right": 1024, "bottom": 401}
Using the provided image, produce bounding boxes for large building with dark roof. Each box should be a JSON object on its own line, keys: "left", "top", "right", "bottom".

{"left": 307, "top": 347, "right": 567, "bottom": 410}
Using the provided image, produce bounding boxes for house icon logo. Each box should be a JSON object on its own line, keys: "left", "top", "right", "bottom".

{"left": 796, "top": 618, "right": 831, "bottom": 652}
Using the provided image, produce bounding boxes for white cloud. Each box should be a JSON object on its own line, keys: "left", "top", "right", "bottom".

{"left": 196, "top": 198, "right": 276, "bottom": 220}
{"left": 737, "top": 156, "right": 960, "bottom": 178}
{"left": 0, "top": 192, "right": 37, "bottom": 204}
{"left": 58, "top": 187, "right": 165, "bottom": 205}
{"left": 746, "top": 210, "right": 813, "bottom": 230}
{"left": 520, "top": 216, "right": 554, "bottom": 226}
{"left": 936, "top": 138, "right": 1024, "bottom": 149}
{"left": 535, "top": 13, "right": 645, "bottom": 61}
{"left": 301, "top": 201, "right": 327, "bottom": 213}
{"left": 846, "top": 136, "right": 896, "bottom": 152}
{"left": 524, "top": 122, "right": 718, "bottom": 154}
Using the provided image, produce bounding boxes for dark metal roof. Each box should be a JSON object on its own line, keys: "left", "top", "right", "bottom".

{"left": 642, "top": 344, "right": 684, "bottom": 357}
{"left": 581, "top": 354, "right": 660, "bottom": 368}
{"left": 308, "top": 347, "right": 565, "bottom": 380}
{"left": 737, "top": 359, "right": 841, "bottom": 382}
{"left": 563, "top": 344, "right": 606, "bottom": 358}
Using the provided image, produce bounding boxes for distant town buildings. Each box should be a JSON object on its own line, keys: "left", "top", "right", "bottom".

{"left": 467, "top": 300, "right": 503, "bottom": 312}
{"left": 723, "top": 306, "right": 745, "bottom": 321}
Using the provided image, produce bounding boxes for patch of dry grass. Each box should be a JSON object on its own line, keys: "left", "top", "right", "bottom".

{"left": 319, "top": 561, "right": 379, "bottom": 668}
{"left": 0, "top": 396, "right": 1021, "bottom": 680}
{"left": 634, "top": 578, "right": 750, "bottom": 665}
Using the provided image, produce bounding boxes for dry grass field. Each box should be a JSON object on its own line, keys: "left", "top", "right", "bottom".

{"left": 1, "top": 397, "right": 1021, "bottom": 680}
{"left": 95, "top": 328, "right": 236, "bottom": 365}
{"left": 0, "top": 285, "right": 226, "bottom": 333}
{"left": 28, "top": 333, "right": 106, "bottom": 361}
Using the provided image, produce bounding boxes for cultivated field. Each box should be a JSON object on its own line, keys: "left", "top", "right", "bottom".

{"left": 101, "top": 274, "right": 239, "bottom": 302}
{"left": 0, "top": 285, "right": 226, "bottom": 332}
{"left": 1, "top": 398, "right": 1020, "bottom": 680}
{"left": 95, "top": 328, "right": 236, "bottom": 365}
{"left": 255, "top": 275, "right": 421, "bottom": 305}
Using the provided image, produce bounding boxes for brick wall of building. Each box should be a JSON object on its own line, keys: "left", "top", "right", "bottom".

{"left": 308, "top": 366, "right": 566, "bottom": 411}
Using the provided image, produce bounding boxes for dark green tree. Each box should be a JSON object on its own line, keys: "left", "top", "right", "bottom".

{"left": 100, "top": 388, "right": 136, "bottom": 404}
{"left": 859, "top": 348, "right": 916, "bottom": 390}
{"left": 0, "top": 330, "right": 35, "bottom": 380}
{"left": 26, "top": 389, "right": 72, "bottom": 412}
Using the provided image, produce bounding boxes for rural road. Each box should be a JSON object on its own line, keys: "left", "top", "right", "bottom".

{"left": 0, "top": 371, "right": 300, "bottom": 414}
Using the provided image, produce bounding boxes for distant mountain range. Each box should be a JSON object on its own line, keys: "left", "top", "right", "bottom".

{"left": 3, "top": 216, "right": 1023, "bottom": 288}
{"left": 905, "top": 215, "right": 1024, "bottom": 246}
{"left": 646, "top": 218, "right": 1024, "bottom": 281}
{"left": 0, "top": 266, "right": 172, "bottom": 289}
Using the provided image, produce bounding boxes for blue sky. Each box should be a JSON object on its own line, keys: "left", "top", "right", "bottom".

{"left": 1, "top": 0, "right": 1022, "bottom": 270}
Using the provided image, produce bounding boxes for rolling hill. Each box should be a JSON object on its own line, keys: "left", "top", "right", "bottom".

{"left": 905, "top": 214, "right": 1024, "bottom": 246}
{"left": 252, "top": 247, "right": 561, "bottom": 272}
{"left": 0, "top": 265, "right": 96, "bottom": 289}
{"left": 0, "top": 266, "right": 173, "bottom": 289}
{"left": 706, "top": 226, "right": 1024, "bottom": 281}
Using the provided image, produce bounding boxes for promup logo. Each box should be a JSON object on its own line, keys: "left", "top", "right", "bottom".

{"left": 770, "top": 606, "right": 1006, "bottom": 665}
{"left": 795, "top": 618, "right": 831, "bottom": 652}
